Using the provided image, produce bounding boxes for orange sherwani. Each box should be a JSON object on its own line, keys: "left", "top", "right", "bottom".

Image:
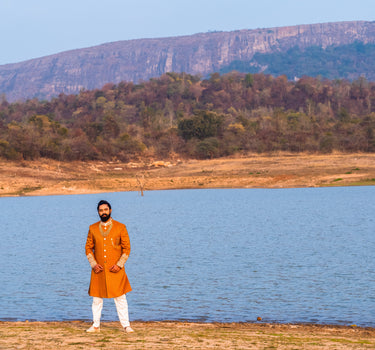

{"left": 85, "top": 219, "right": 132, "bottom": 298}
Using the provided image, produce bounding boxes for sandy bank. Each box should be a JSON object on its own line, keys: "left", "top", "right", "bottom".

{"left": 0, "top": 153, "right": 374, "bottom": 197}
{"left": 0, "top": 321, "right": 374, "bottom": 349}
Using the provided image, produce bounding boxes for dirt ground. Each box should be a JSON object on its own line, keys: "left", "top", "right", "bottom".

{"left": 0, "top": 152, "right": 374, "bottom": 197}
{"left": 0, "top": 321, "right": 374, "bottom": 349}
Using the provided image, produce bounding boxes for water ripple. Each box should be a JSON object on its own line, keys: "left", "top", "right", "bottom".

{"left": 0, "top": 187, "right": 374, "bottom": 326}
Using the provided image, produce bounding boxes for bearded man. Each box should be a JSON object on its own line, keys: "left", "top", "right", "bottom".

{"left": 85, "top": 200, "right": 134, "bottom": 333}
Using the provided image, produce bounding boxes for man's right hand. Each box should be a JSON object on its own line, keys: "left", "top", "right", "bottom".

{"left": 93, "top": 264, "right": 104, "bottom": 273}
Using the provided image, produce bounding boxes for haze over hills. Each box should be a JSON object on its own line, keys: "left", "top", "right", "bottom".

{"left": 1, "top": 20, "right": 375, "bottom": 102}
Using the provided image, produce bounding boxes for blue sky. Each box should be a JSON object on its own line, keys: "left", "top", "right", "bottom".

{"left": 1, "top": 0, "right": 373, "bottom": 65}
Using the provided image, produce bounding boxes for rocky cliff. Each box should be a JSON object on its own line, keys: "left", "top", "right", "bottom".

{"left": 1, "top": 21, "right": 375, "bottom": 101}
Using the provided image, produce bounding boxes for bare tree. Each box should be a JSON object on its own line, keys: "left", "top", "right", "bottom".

{"left": 136, "top": 173, "right": 146, "bottom": 196}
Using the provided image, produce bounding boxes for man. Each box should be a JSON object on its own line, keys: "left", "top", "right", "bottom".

{"left": 85, "top": 200, "right": 134, "bottom": 333}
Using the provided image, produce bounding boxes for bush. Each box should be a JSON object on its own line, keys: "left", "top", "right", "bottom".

{"left": 178, "top": 111, "right": 223, "bottom": 140}
{"left": 195, "top": 137, "right": 220, "bottom": 159}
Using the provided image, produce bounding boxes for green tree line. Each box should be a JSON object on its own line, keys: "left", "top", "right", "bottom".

{"left": 0, "top": 71, "right": 375, "bottom": 161}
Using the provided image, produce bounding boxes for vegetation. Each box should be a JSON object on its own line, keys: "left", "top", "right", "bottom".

{"left": 0, "top": 71, "right": 375, "bottom": 161}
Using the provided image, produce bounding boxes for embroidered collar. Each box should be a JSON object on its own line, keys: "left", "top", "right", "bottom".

{"left": 99, "top": 219, "right": 113, "bottom": 237}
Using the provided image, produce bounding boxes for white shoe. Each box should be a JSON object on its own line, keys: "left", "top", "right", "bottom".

{"left": 86, "top": 325, "right": 100, "bottom": 333}
{"left": 124, "top": 326, "right": 134, "bottom": 333}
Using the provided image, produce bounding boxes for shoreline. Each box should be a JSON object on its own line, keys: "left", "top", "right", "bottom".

{"left": 2, "top": 319, "right": 373, "bottom": 328}
{"left": 1, "top": 319, "right": 373, "bottom": 328}
{"left": 1, "top": 320, "right": 374, "bottom": 349}
{"left": 0, "top": 153, "right": 375, "bottom": 197}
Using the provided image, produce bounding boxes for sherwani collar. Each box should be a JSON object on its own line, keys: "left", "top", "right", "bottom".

{"left": 99, "top": 220, "right": 113, "bottom": 237}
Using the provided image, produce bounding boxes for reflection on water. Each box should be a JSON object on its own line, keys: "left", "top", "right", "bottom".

{"left": 0, "top": 187, "right": 374, "bottom": 326}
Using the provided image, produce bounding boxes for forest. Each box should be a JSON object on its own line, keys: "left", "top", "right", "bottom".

{"left": 0, "top": 71, "right": 375, "bottom": 161}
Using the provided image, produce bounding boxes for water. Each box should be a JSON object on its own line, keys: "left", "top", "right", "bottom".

{"left": 0, "top": 187, "right": 374, "bottom": 326}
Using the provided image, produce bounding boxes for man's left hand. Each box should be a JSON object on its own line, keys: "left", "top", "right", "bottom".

{"left": 109, "top": 265, "right": 121, "bottom": 273}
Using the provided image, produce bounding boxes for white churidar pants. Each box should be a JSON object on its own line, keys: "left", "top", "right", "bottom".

{"left": 92, "top": 294, "right": 130, "bottom": 328}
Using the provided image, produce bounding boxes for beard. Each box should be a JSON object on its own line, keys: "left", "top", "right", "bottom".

{"left": 100, "top": 213, "right": 111, "bottom": 222}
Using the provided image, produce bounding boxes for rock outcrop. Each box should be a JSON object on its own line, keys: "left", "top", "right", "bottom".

{"left": 1, "top": 21, "right": 375, "bottom": 101}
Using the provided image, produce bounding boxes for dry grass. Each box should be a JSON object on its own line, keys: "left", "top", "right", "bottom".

{"left": 0, "top": 153, "right": 374, "bottom": 197}
{"left": 0, "top": 321, "right": 374, "bottom": 349}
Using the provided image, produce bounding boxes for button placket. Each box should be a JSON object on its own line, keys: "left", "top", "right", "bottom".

{"left": 104, "top": 237, "right": 107, "bottom": 263}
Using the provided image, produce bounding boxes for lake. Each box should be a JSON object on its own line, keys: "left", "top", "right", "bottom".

{"left": 0, "top": 187, "right": 374, "bottom": 326}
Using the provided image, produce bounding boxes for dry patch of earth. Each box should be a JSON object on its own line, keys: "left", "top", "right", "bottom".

{"left": 0, "top": 321, "right": 374, "bottom": 349}
{"left": 0, "top": 153, "right": 374, "bottom": 197}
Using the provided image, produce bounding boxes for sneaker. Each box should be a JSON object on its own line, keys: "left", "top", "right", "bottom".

{"left": 124, "top": 326, "right": 134, "bottom": 333}
{"left": 86, "top": 325, "right": 100, "bottom": 333}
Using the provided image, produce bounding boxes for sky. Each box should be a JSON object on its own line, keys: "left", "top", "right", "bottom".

{"left": 1, "top": 0, "right": 374, "bottom": 65}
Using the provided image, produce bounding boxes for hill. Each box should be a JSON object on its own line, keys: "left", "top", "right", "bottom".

{"left": 1, "top": 72, "right": 375, "bottom": 162}
{"left": 1, "top": 21, "right": 375, "bottom": 101}
{"left": 220, "top": 41, "right": 375, "bottom": 80}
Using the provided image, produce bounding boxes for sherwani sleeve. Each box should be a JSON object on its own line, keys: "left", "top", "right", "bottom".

{"left": 116, "top": 225, "right": 131, "bottom": 268}
{"left": 85, "top": 229, "right": 97, "bottom": 268}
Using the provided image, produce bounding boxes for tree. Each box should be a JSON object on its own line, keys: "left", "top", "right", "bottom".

{"left": 178, "top": 111, "right": 223, "bottom": 140}
{"left": 195, "top": 137, "right": 220, "bottom": 159}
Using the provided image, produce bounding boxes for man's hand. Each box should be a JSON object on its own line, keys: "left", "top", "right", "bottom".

{"left": 93, "top": 264, "right": 103, "bottom": 274}
{"left": 109, "top": 265, "right": 121, "bottom": 273}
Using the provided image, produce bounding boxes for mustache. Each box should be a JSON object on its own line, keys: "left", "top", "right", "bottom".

{"left": 100, "top": 213, "right": 111, "bottom": 221}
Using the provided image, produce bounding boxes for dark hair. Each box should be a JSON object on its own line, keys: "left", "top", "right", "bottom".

{"left": 97, "top": 200, "right": 111, "bottom": 211}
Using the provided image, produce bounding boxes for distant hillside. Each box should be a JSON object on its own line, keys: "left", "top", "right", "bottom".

{"left": 1, "top": 20, "right": 375, "bottom": 101}
{"left": 1, "top": 72, "right": 375, "bottom": 161}
{"left": 220, "top": 41, "right": 375, "bottom": 80}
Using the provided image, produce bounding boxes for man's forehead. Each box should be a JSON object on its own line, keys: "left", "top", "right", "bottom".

{"left": 98, "top": 204, "right": 110, "bottom": 210}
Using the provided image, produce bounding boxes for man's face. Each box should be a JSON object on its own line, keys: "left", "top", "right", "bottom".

{"left": 98, "top": 204, "right": 112, "bottom": 222}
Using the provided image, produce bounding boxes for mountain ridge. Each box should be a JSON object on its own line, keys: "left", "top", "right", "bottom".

{"left": 1, "top": 20, "right": 375, "bottom": 101}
